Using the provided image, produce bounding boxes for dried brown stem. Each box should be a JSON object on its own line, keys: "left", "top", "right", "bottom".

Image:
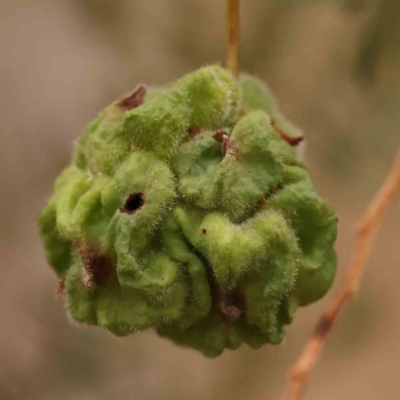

{"left": 225, "top": 0, "right": 240, "bottom": 77}
{"left": 282, "top": 148, "right": 400, "bottom": 400}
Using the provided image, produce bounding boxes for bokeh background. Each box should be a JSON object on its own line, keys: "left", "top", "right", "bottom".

{"left": 1, "top": 1, "right": 400, "bottom": 399}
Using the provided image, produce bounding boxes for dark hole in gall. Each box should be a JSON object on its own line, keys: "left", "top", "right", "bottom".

{"left": 120, "top": 193, "right": 145, "bottom": 214}
{"left": 202, "top": 228, "right": 207, "bottom": 234}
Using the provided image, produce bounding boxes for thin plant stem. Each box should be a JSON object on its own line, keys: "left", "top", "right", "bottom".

{"left": 281, "top": 147, "right": 400, "bottom": 400}
{"left": 225, "top": 0, "right": 240, "bottom": 77}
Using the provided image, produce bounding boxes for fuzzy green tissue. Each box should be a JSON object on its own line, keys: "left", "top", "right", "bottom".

{"left": 38, "top": 66, "right": 338, "bottom": 357}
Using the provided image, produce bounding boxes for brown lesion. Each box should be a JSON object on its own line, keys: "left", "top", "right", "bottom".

{"left": 217, "top": 288, "right": 245, "bottom": 321}
{"left": 191, "top": 246, "right": 245, "bottom": 322}
{"left": 118, "top": 85, "right": 147, "bottom": 111}
{"left": 202, "top": 260, "right": 244, "bottom": 322}
{"left": 276, "top": 127, "right": 304, "bottom": 147}
{"left": 258, "top": 182, "right": 284, "bottom": 207}
{"left": 186, "top": 126, "right": 203, "bottom": 134}
{"left": 269, "top": 118, "right": 303, "bottom": 146}
{"left": 212, "top": 131, "right": 236, "bottom": 156}
{"left": 257, "top": 198, "right": 267, "bottom": 207}
{"left": 79, "top": 245, "right": 114, "bottom": 288}
{"left": 56, "top": 278, "right": 65, "bottom": 295}
{"left": 269, "top": 182, "right": 283, "bottom": 197}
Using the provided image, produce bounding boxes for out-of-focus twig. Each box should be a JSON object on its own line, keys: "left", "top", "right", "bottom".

{"left": 225, "top": 0, "right": 240, "bottom": 77}
{"left": 282, "top": 148, "right": 400, "bottom": 400}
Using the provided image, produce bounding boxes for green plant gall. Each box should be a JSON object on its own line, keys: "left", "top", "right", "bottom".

{"left": 38, "top": 66, "right": 338, "bottom": 357}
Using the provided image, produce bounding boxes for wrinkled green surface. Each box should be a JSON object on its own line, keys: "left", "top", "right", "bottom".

{"left": 38, "top": 65, "right": 338, "bottom": 357}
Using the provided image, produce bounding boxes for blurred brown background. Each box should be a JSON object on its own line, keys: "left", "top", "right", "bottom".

{"left": 1, "top": 1, "right": 399, "bottom": 399}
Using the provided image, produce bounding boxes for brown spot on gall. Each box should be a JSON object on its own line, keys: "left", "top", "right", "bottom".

{"left": 272, "top": 183, "right": 282, "bottom": 195}
{"left": 56, "top": 278, "right": 65, "bottom": 295}
{"left": 186, "top": 126, "right": 203, "bottom": 134}
{"left": 212, "top": 131, "right": 231, "bottom": 154}
{"left": 257, "top": 198, "right": 266, "bottom": 206}
{"left": 119, "top": 85, "right": 147, "bottom": 111}
{"left": 218, "top": 287, "right": 246, "bottom": 321}
{"left": 212, "top": 131, "right": 228, "bottom": 142}
{"left": 276, "top": 127, "right": 304, "bottom": 147}
{"left": 79, "top": 246, "right": 114, "bottom": 288}
{"left": 264, "top": 183, "right": 283, "bottom": 200}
